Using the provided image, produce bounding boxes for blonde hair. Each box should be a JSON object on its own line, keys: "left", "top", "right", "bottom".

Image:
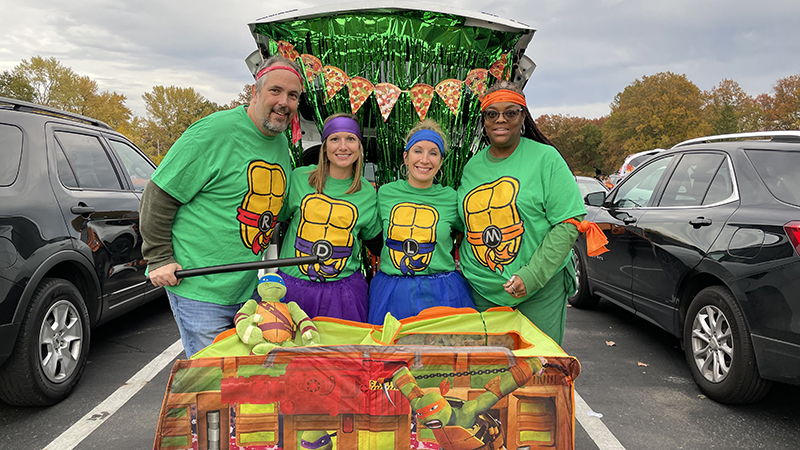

{"left": 308, "top": 112, "right": 364, "bottom": 194}
{"left": 404, "top": 119, "right": 449, "bottom": 156}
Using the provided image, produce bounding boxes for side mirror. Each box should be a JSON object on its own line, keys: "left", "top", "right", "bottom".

{"left": 585, "top": 191, "right": 606, "bottom": 207}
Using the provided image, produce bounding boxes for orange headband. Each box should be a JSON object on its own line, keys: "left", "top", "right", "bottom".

{"left": 481, "top": 89, "right": 527, "bottom": 111}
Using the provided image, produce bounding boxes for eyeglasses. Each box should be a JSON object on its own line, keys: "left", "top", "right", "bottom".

{"left": 482, "top": 108, "right": 525, "bottom": 122}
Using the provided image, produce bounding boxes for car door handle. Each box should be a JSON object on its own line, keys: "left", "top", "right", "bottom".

{"left": 622, "top": 215, "right": 637, "bottom": 224}
{"left": 70, "top": 205, "right": 95, "bottom": 215}
{"left": 689, "top": 217, "right": 712, "bottom": 228}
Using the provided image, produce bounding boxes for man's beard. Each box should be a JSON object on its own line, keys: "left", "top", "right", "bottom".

{"left": 263, "top": 107, "right": 291, "bottom": 134}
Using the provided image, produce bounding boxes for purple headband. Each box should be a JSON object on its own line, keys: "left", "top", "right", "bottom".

{"left": 322, "top": 116, "right": 362, "bottom": 141}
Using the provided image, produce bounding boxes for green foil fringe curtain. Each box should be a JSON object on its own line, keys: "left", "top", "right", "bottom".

{"left": 254, "top": 10, "right": 524, "bottom": 189}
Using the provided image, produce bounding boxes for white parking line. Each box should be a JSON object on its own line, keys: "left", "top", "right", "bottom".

{"left": 43, "top": 339, "right": 184, "bottom": 450}
{"left": 575, "top": 390, "right": 627, "bottom": 449}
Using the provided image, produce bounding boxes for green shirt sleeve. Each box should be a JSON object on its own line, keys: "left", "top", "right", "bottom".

{"left": 140, "top": 180, "right": 183, "bottom": 271}
{"left": 514, "top": 214, "right": 585, "bottom": 293}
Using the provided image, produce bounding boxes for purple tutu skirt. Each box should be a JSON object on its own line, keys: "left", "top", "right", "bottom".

{"left": 277, "top": 270, "right": 368, "bottom": 322}
{"left": 367, "top": 270, "right": 475, "bottom": 325}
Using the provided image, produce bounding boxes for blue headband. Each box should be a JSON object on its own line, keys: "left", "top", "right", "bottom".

{"left": 322, "top": 116, "right": 362, "bottom": 141}
{"left": 405, "top": 129, "right": 445, "bottom": 156}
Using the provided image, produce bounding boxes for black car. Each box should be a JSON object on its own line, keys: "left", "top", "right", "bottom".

{"left": 570, "top": 131, "right": 800, "bottom": 404}
{"left": 0, "top": 97, "right": 162, "bottom": 406}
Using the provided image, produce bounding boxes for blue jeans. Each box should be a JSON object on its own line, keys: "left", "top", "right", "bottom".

{"left": 166, "top": 290, "right": 245, "bottom": 358}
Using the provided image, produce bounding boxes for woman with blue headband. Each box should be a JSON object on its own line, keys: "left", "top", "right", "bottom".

{"left": 367, "top": 119, "right": 474, "bottom": 324}
{"left": 277, "top": 113, "right": 381, "bottom": 322}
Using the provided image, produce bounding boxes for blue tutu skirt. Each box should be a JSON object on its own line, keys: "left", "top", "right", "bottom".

{"left": 367, "top": 271, "right": 475, "bottom": 324}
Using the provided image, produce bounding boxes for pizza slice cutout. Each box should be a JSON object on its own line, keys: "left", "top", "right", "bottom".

{"left": 409, "top": 84, "right": 435, "bottom": 120}
{"left": 300, "top": 54, "right": 323, "bottom": 80}
{"left": 276, "top": 40, "right": 300, "bottom": 61}
{"left": 375, "top": 83, "right": 402, "bottom": 121}
{"left": 347, "top": 77, "right": 375, "bottom": 114}
{"left": 489, "top": 53, "right": 508, "bottom": 80}
{"left": 435, "top": 79, "right": 463, "bottom": 116}
{"left": 465, "top": 68, "right": 489, "bottom": 99}
{"left": 323, "top": 66, "right": 348, "bottom": 102}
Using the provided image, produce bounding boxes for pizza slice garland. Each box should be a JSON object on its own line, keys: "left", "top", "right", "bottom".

{"left": 300, "top": 54, "right": 323, "bottom": 81}
{"left": 374, "top": 83, "right": 402, "bottom": 121}
{"left": 276, "top": 40, "right": 300, "bottom": 61}
{"left": 465, "top": 69, "right": 489, "bottom": 99}
{"left": 323, "top": 66, "right": 349, "bottom": 102}
{"left": 347, "top": 77, "right": 375, "bottom": 114}
{"left": 434, "top": 79, "right": 464, "bottom": 116}
{"left": 408, "top": 84, "right": 435, "bottom": 121}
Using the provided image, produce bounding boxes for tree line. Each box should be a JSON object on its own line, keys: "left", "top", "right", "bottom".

{"left": 541, "top": 72, "right": 800, "bottom": 176}
{"left": 0, "top": 56, "right": 251, "bottom": 164}
{"left": 2, "top": 56, "right": 799, "bottom": 172}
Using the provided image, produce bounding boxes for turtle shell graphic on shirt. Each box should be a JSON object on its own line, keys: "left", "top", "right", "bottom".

{"left": 237, "top": 161, "right": 287, "bottom": 254}
{"left": 462, "top": 177, "right": 524, "bottom": 274}
{"left": 294, "top": 193, "right": 358, "bottom": 282}
{"left": 386, "top": 202, "right": 439, "bottom": 275}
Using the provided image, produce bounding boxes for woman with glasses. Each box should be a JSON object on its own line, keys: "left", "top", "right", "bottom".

{"left": 456, "top": 81, "right": 587, "bottom": 345}
{"left": 367, "top": 119, "right": 474, "bottom": 324}
{"left": 276, "top": 113, "right": 381, "bottom": 322}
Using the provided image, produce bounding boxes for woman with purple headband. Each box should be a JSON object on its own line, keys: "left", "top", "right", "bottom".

{"left": 367, "top": 119, "right": 474, "bottom": 324}
{"left": 277, "top": 113, "right": 381, "bottom": 322}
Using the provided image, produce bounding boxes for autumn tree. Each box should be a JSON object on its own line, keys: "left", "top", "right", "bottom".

{"left": 10, "top": 56, "right": 131, "bottom": 130}
{"left": 141, "top": 85, "right": 221, "bottom": 159}
{"left": 765, "top": 74, "right": 800, "bottom": 130}
{"left": 704, "top": 79, "right": 761, "bottom": 134}
{"left": 0, "top": 70, "right": 34, "bottom": 101}
{"left": 537, "top": 114, "right": 606, "bottom": 176}
{"left": 12, "top": 56, "right": 68, "bottom": 106}
{"left": 227, "top": 84, "right": 253, "bottom": 109}
{"left": 601, "top": 72, "right": 711, "bottom": 170}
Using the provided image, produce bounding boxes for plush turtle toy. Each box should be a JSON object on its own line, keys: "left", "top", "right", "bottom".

{"left": 234, "top": 273, "right": 319, "bottom": 355}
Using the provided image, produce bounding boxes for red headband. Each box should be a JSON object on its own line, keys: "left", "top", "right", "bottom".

{"left": 481, "top": 89, "right": 527, "bottom": 110}
{"left": 255, "top": 64, "right": 303, "bottom": 83}
{"left": 254, "top": 64, "right": 304, "bottom": 145}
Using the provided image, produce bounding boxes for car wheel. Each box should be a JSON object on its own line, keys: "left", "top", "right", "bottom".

{"left": 0, "top": 278, "right": 91, "bottom": 406}
{"left": 568, "top": 246, "right": 599, "bottom": 309}
{"left": 683, "top": 286, "right": 771, "bottom": 404}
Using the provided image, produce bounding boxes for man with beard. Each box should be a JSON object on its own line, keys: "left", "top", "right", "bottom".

{"left": 140, "top": 55, "right": 302, "bottom": 357}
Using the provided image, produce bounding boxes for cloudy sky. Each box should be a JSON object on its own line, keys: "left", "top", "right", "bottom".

{"left": 2, "top": 0, "right": 799, "bottom": 120}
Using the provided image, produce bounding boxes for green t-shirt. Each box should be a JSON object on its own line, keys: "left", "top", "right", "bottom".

{"left": 457, "top": 138, "right": 586, "bottom": 305}
{"left": 278, "top": 165, "right": 380, "bottom": 282}
{"left": 376, "top": 179, "right": 461, "bottom": 276}
{"left": 152, "top": 106, "right": 292, "bottom": 305}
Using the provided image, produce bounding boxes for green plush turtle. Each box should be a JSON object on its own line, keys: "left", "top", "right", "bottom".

{"left": 234, "top": 273, "right": 319, "bottom": 355}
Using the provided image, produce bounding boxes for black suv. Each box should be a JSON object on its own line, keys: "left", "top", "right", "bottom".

{"left": 571, "top": 131, "right": 800, "bottom": 404}
{"left": 0, "top": 97, "right": 162, "bottom": 406}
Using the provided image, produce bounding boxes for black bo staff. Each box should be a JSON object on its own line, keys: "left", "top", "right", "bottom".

{"left": 151, "top": 255, "right": 323, "bottom": 280}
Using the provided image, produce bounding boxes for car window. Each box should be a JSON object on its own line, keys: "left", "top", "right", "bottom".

{"left": 0, "top": 123, "right": 23, "bottom": 186}
{"left": 704, "top": 160, "right": 734, "bottom": 205}
{"left": 109, "top": 139, "right": 155, "bottom": 192}
{"left": 54, "top": 131, "right": 122, "bottom": 190}
{"left": 577, "top": 178, "right": 606, "bottom": 198}
{"left": 612, "top": 155, "right": 674, "bottom": 208}
{"left": 746, "top": 149, "right": 800, "bottom": 206}
{"left": 630, "top": 153, "right": 656, "bottom": 168}
{"left": 659, "top": 153, "right": 726, "bottom": 207}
